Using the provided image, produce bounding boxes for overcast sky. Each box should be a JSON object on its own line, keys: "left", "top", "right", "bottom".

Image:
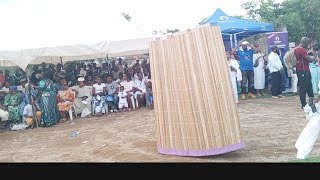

{"left": 0, "top": 0, "right": 252, "bottom": 32}
{"left": 0, "top": 0, "right": 282, "bottom": 50}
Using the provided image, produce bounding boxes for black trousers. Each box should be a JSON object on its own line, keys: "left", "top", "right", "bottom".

{"left": 297, "top": 70, "right": 314, "bottom": 107}
{"left": 271, "top": 71, "right": 282, "bottom": 96}
{"left": 241, "top": 70, "right": 254, "bottom": 94}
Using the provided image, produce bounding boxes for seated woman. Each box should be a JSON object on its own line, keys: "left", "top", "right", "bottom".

{"left": 0, "top": 81, "right": 10, "bottom": 93}
{"left": 71, "top": 77, "right": 92, "bottom": 117}
{"left": 118, "top": 74, "right": 135, "bottom": 110}
{"left": 115, "top": 72, "right": 123, "bottom": 83}
{"left": 92, "top": 76, "right": 107, "bottom": 115}
{"left": 57, "top": 82, "right": 75, "bottom": 122}
{"left": 3, "top": 86, "right": 22, "bottom": 124}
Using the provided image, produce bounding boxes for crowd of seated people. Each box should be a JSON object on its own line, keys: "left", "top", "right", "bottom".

{"left": 0, "top": 58, "right": 154, "bottom": 128}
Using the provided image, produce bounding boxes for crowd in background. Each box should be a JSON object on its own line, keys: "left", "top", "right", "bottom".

{"left": 227, "top": 37, "right": 320, "bottom": 109}
{"left": 1, "top": 37, "right": 320, "bottom": 129}
{"left": 0, "top": 58, "right": 153, "bottom": 128}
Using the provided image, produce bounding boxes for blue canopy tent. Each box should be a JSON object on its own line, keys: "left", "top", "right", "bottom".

{"left": 202, "top": 8, "right": 274, "bottom": 50}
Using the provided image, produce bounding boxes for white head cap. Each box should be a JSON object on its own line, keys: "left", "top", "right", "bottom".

{"left": 78, "top": 77, "right": 85, "bottom": 82}
{"left": 241, "top": 41, "right": 249, "bottom": 45}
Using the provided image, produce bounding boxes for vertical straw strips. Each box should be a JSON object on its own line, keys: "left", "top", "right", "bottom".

{"left": 149, "top": 25, "right": 244, "bottom": 157}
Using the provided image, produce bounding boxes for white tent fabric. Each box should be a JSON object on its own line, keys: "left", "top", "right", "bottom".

{"left": 0, "top": 37, "right": 154, "bottom": 70}
{"left": 0, "top": 0, "right": 157, "bottom": 70}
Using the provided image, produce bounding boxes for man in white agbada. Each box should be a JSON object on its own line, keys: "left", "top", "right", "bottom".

{"left": 226, "top": 51, "right": 242, "bottom": 104}
{"left": 134, "top": 72, "right": 147, "bottom": 108}
{"left": 253, "top": 44, "right": 267, "bottom": 96}
{"left": 71, "top": 77, "right": 92, "bottom": 117}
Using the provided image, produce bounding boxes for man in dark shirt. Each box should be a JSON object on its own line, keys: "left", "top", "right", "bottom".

{"left": 295, "top": 37, "right": 316, "bottom": 108}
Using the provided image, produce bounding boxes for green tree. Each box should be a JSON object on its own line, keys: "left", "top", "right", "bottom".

{"left": 241, "top": 0, "right": 259, "bottom": 20}
{"left": 241, "top": 0, "right": 320, "bottom": 43}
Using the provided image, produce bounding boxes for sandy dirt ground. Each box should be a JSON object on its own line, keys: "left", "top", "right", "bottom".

{"left": 0, "top": 95, "right": 319, "bottom": 162}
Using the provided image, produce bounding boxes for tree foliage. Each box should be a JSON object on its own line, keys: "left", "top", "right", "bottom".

{"left": 241, "top": 0, "right": 320, "bottom": 43}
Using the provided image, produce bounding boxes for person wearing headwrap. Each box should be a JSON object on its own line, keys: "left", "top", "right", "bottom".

{"left": 70, "top": 77, "right": 92, "bottom": 117}
{"left": 38, "top": 69, "right": 58, "bottom": 127}
{"left": 3, "top": 85, "right": 21, "bottom": 124}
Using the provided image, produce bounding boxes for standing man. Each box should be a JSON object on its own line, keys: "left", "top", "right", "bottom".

{"left": 287, "top": 42, "right": 298, "bottom": 95}
{"left": 268, "top": 45, "right": 284, "bottom": 99}
{"left": 296, "top": 37, "right": 316, "bottom": 108}
{"left": 232, "top": 41, "right": 259, "bottom": 100}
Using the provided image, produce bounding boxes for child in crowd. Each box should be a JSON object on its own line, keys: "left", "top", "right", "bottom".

{"left": 146, "top": 81, "right": 153, "bottom": 109}
{"left": 23, "top": 97, "right": 41, "bottom": 127}
{"left": 118, "top": 86, "right": 129, "bottom": 111}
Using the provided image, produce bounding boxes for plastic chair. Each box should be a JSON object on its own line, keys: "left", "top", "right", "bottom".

{"left": 69, "top": 91, "right": 77, "bottom": 121}
{"left": 91, "top": 98, "right": 109, "bottom": 114}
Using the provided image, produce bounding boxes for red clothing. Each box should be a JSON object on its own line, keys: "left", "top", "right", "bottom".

{"left": 0, "top": 74, "right": 5, "bottom": 85}
{"left": 295, "top": 47, "right": 309, "bottom": 71}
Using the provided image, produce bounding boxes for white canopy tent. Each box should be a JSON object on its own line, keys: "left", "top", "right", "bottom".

{"left": 0, "top": 0, "right": 157, "bottom": 70}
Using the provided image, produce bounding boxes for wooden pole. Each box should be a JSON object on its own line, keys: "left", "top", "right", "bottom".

{"left": 26, "top": 68, "right": 39, "bottom": 128}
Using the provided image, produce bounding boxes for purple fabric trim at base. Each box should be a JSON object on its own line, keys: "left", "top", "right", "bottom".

{"left": 158, "top": 141, "right": 245, "bottom": 157}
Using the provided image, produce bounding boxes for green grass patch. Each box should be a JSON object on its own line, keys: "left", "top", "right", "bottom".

{"left": 289, "top": 156, "right": 320, "bottom": 163}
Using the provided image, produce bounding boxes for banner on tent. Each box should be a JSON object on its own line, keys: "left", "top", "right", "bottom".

{"left": 266, "top": 32, "right": 289, "bottom": 91}
{"left": 266, "top": 32, "right": 288, "bottom": 59}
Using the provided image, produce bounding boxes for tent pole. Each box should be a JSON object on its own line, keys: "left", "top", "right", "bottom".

{"left": 230, "top": 34, "right": 233, "bottom": 49}
{"left": 234, "top": 34, "right": 238, "bottom": 47}
{"left": 26, "top": 69, "right": 39, "bottom": 128}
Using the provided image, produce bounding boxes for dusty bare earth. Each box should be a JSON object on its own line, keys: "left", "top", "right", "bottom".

{"left": 0, "top": 95, "right": 319, "bottom": 162}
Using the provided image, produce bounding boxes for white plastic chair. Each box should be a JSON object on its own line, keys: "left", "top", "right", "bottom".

{"left": 69, "top": 91, "right": 77, "bottom": 121}
{"left": 128, "top": 94, "right": 136, "bottom": 110}
{"left": 91, "top": 98, "right": 109, "bottom": 114}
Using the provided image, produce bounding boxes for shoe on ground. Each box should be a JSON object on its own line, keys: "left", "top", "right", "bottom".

{"left": 272, "top": 96, "right": 279, "bottom": 99}
{"left": 278, "top": 95, "right": 286, "bottom": 98}
{"left": 248, "top": 93, "right": 256, "bottom": 99}
{"left": 241, "top": 94, "right": 246, "bottom": 100}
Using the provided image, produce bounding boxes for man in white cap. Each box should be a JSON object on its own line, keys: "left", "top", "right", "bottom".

{"left": 70, "top": 77, "right": 93, "bottom": 117}
{"left": 232, "top": 40, "right": 259, "bottom": 100}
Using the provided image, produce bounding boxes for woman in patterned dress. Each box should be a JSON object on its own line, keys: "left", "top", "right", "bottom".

{"left": 57, "top": 82, "right": 75, "bottom": 122}
{"left": 4, "top": 85, "right": 21, "bottom": 124}
{"left": 38, "top": 70, "right": 58, "bottom": 127}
